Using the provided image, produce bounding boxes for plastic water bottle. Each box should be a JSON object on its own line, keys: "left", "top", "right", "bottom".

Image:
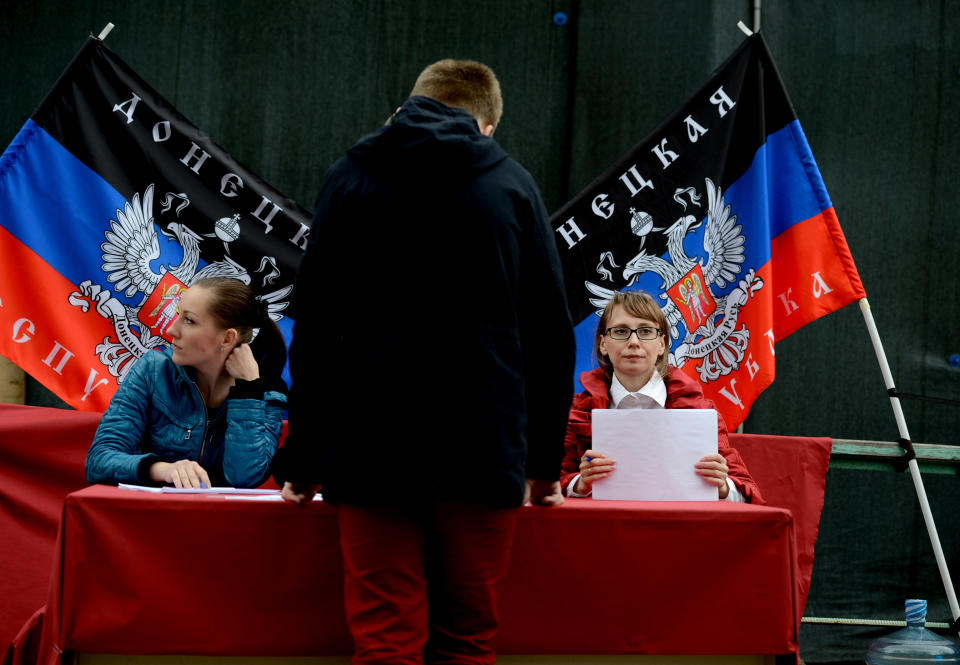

{"left": 865, "top": 599, "right": 960, "bottom": 664}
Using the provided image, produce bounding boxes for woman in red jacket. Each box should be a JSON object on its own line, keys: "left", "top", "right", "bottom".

{"left": 562, "top": 290, "right": 763, "bottom": 503}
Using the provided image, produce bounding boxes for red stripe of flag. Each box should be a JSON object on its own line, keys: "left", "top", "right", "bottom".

{"left": 0, "top": 223, "right": 118, "bottom": 411}
{"left": 770, "top": 207, "right": 866, "bottom": 341}
{"left": 681, "top": 207, "right": 865, "bottom": 429}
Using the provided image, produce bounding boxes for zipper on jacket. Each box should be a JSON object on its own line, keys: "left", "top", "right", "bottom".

{"left": 198, "top": 416, "right": 211, "bottom": 466}
{"left": 199, "top": 408, "right": 228, "bottom": 468}
{"left": 189, "top": 381, "right": 210, "bottom": 466}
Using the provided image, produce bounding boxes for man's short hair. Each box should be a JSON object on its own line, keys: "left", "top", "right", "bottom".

{"left": 410, "top": 59, "right": 503, "bottom": 130}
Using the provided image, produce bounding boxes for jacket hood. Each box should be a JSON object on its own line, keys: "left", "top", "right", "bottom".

{"left": 347, "top": 96, "right": 507, "bottom": 178}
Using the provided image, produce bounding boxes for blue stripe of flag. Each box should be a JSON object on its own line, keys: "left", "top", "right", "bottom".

{"left": 0, "top": 120, "right": 201, "bottom": 310}
{"left": 723, "top": 120, "right": 833, "bottom": 261}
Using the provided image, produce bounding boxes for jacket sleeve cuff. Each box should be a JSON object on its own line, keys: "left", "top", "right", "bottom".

{"left": 271, "top": 445, "right": 294, "bottom": 487}
{"left": 136, "top": 454, "right": 160, "bottom": 484}
{"left": 271, "top": 438, "right": 323, "bottom": 487}
{"left": 229, "top": 378, "right": 264, "bottom": 400}
{"left": 566, "top": 474, "right": 591, "bottom": 497}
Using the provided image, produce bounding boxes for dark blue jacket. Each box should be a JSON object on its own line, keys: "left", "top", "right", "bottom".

{"left": 276, "top": 96, "right": 574, "bottom": 507}
{"left": 86, "top": 348, "right": 286, "bottom": 488}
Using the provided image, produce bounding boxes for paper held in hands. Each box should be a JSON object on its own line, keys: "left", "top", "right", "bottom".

{"left": 591, "top": 408, "right": 718, "bottom": 501}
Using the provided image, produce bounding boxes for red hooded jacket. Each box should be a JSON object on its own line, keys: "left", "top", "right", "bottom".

{"left": 561, "top": 367, "right": 764, "bottom": 503}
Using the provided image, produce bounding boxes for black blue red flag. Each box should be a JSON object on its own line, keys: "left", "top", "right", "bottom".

{"left": 552, "top": 33, "right": 865, "bottom": 430}
{"left": 0, "top": 36, "right": 310, "bottom": 411}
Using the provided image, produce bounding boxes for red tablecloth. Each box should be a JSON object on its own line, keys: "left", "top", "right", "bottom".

{"left": 733, "top": 433, "right": 832, "bottom": 615}
{"left": 30, "top": 485, "right": 799, "bottom": 661}
{"left": 1, "top": 405, "right": 831, "bottom": 663}
{"left": 0, "top": 405, "right": 97, "bottom": 657}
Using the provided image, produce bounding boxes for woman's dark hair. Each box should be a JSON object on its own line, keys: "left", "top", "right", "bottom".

{"left": 192, "top": 277, "right": 288, "bottom": 392}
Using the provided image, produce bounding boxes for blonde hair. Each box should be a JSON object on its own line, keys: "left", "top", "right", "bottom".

{"left": 594, "top": 291, "right": 670, "bottom": 381}
{"left": 410, "top": 59, "right": 503, "bottom": 130}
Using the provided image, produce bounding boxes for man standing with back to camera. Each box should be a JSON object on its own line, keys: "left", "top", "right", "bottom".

{"left": 274, "top": 60, "right": 575, "bottom": 664}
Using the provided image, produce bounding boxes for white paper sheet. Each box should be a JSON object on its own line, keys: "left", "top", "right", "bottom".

{"left": 117, "top": 485, "right": 323, "bottom": 501}
{"left": 118, "top": 484, "right": 279, "bottom": 495}
{"left": 158, "top": 487, "right": 279, "bottom": 494}
{"left": 224, "top": 494, "right": 324, "bottom": 502}
{"left": 118, "top": 483, "right": 162, "bottom": 493}
{"left": 591, "top": 408, "right": 717, "bottom": 501}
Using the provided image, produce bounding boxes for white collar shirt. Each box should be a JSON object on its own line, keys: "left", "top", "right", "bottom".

{"left": 609, "top": 371, "right": 667, "bottom": 410}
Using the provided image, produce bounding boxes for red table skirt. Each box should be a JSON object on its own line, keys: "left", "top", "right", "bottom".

{"left": 1, "top": 404, "right": 831, "bottom": 662}
{"left": 30, "top": 486, "right": 799, "bottom": 661}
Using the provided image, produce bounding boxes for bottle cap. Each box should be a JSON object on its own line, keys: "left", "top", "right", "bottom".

{"left": 905, "top": 598, "right": 927, "bottom": 626}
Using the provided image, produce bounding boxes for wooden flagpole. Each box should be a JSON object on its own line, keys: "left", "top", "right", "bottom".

{"left": 0, "top": 357, "right": 25, "bottom": 404}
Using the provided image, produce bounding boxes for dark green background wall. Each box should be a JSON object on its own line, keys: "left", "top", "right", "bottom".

{"left": 1, "top": 1, "right": 957, "bottom": 661}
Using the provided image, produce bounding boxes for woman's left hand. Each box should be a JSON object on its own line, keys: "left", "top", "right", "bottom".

{"left": 695, "top": 453, "right": 730, "bottom": 499}
{"left": 225, "top": 343, "right": 260, "bottom": 381}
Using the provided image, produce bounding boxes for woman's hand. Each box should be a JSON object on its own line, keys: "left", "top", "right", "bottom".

{"left": 574, "top": 449, "right": 616, "bottom": 495}
{"left": 224, "top": 343, "right": 260, "bottom": 381}
{"left": 695, "top": 453, "right": 730, "bottom": 499}
{"left": 281, "top": 481, "right": 321, "bottom": 504}
{"left": 149, "top": 459, "right": 211, "bottom": 488}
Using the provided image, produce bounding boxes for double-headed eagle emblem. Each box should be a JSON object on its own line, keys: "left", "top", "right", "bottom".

{"left": 585, "top": 178, "right": 763, "bottom": 382}
{"left": 69, "top": 184, "right": 292, "bottom": 382}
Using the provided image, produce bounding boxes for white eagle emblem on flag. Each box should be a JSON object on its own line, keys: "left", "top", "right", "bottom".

{"left": 584, "top": 178, "right": 764, "bottom": 382}
{"left": 68, "top": 184, "right": 292, "bottom": 382}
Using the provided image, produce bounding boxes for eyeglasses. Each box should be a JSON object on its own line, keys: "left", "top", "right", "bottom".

{"left": 604, "top": 326, "right": 661, "bottom": 341}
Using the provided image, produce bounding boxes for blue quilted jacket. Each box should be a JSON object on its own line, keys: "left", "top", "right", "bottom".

{"left": 86, "top": 348, "right": 286, "bottom": 488}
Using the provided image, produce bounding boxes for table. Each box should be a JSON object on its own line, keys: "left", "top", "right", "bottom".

{"left": 33, "top": 486, "right": 799, "bottom": 663}
{"left": 0, "top": 405, "right": 98, "bottom": 654}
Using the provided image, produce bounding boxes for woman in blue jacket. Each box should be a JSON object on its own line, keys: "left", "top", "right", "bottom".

{"left": 86, "top": 277, "right": 287, "bottom": 488}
